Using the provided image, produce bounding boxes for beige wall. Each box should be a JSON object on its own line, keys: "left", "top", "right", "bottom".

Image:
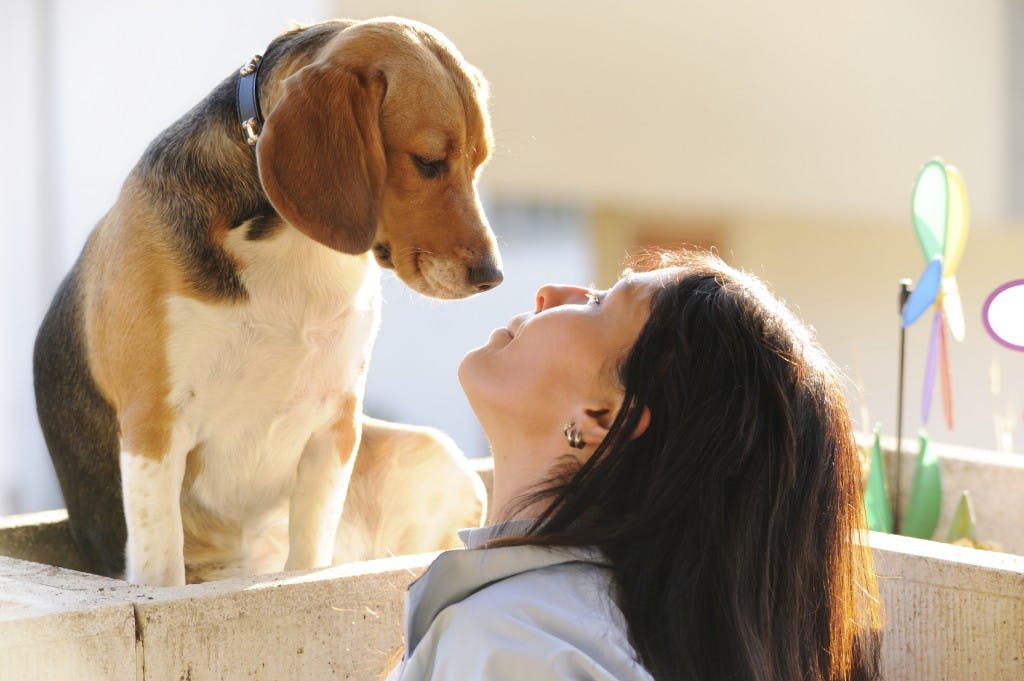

{"left": 728, "top": 217, "right": 1024, "bottom": 455}
{"left": 336, "top": 0, "right": 1009, "bottom": 221}
{"left": 336, "top": 1, "right": 1023, "bottom": 453}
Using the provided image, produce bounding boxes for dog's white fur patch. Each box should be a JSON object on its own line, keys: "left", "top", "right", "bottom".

{"left": 284, "top": 423, "right": 358, "bottom": 570}
{"left": 157, "top": 225, "right": 381, "bottom": 579}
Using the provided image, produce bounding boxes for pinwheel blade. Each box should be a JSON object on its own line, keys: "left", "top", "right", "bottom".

{"left": 921, "top": 310, "right": 941, "bottom": 424}
{"left": 942, "top": 278, "right": 965, "bottom": 342}
{"left": 912, "top": 160, "right": 948, "bottom": 262}
{"left": 938, "top": 312, "right": 954, "bottom": 430}
{"left": 943, "top": 164, "right": 970, "bottom": 275}
{"left": 902, "top": 257, "right": 943, "bottom": 327}
{"left": 903, "top": 430, "right": 942, "bottom": 540}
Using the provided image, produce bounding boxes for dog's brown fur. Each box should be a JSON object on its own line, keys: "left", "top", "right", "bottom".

{"left": 34, "top": 18, "right": 495, "bottom": 584}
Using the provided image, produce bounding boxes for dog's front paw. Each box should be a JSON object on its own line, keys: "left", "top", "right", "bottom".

{"left": 125, "top": 549, "right": 187, "bottom": 586}
{"left": 121, "top": 450, "right": 189, "bottom": 586}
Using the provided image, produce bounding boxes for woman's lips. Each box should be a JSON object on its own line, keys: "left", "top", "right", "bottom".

{"left": 506, "top": 316, "right": 526, "bottom": 338}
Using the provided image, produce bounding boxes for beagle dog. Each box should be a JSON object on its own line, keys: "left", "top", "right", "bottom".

{"left": 33, "top": 18, "right": 497, "bottom": 585}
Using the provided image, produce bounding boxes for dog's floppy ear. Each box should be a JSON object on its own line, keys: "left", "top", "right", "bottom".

{"left": 257, "top": 64, "right": 386, "bottom": 254}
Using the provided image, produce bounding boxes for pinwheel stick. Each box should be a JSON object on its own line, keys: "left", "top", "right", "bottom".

{"left": 894, "top": 278, "right": 912, "bottom": 535}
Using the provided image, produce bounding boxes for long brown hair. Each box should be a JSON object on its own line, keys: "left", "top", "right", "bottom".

{"left": 501, "top": 250, "right": 881, "bottom": 680}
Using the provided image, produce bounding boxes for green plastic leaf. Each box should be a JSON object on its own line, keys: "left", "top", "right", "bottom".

{"left": 912, "top": 160, "right": 948, "bottom": 262}
{"left": 945, "top": 490, "right": 978, "bottom": 544}
{"left": 864, "top": 424, "right": 892, "bottom": 533}
{"left": 902, "top": 430, "right": 942, "bottom": 539}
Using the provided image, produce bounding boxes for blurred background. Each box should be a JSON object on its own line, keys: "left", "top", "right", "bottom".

{"left": 2, "top": 0, "right": 1022, "bottom": 515}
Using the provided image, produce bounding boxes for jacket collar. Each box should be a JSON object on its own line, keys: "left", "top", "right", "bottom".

{"left": 456, "top": 518, "right": 537, "bottom": 549}
{"left": 405, "top": 527, "right": 608, "bottom": 654}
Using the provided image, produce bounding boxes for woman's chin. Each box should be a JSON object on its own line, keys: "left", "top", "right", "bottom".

{"left": 458, "top": 344, "right": 498, "bottom": 398}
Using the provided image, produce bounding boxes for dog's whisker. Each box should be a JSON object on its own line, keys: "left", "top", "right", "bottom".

{"left": 396, "top": 246, "right": 439, "bottom": 258}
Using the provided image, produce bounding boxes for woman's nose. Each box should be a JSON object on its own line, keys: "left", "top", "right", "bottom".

{"left": 535, "top": 284, "right": 591, "bottom": 313}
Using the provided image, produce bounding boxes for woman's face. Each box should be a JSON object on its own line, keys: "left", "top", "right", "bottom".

{"left": 459, "top": 268, "right": 679, "bottom": 437}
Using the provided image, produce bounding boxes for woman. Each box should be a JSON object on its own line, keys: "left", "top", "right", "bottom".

{"left": 387, "top": 250, "right": 881, "bottom": 681}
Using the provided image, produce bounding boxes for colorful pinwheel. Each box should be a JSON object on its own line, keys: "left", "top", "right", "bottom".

{"left": 901, "top": 159, "right": 970, "bottom": 430}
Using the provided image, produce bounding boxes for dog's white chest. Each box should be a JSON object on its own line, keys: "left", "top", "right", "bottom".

{"left": 164, "top": 227, "right": 381, "bottom": 522}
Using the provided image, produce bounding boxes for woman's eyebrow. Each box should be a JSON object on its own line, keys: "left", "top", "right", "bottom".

{"left": 619, "top": 275, "right": 640, "bottom": 294}
{"left": 603, "top": 278, "right": 637, "bottom": 307}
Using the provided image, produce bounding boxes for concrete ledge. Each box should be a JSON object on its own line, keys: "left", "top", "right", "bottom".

{"left": 135, "top": 554, "right": 430, "bottom": 681}
{"left": 872, "top": 532, "right": 1024, "bottom": 680}
{"left": 5, "top": 534, "right": 1023, "bottom": 680}
{"left": 0, "top": 557, "right": 135, "bottom": 681}
{"left": 1, "top": 552, "right": 433, "bottom": 681}
{"left": 3, "top": 453, "right": 1024, "bottom": 679}
{"left": 0, "top": 509, "right": 86, "bottom": 571}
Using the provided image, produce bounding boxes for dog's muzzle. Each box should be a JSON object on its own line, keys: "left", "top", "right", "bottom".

{"left": 466, "top": 259, "right": 503, "bottom": 292}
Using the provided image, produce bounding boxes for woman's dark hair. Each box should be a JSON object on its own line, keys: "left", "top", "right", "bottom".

{"left": 500, "top": 250, "right": 881, "bottom": 681}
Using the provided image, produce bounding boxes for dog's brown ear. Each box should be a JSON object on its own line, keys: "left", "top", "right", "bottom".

{"left": 257, "top": 64, "right": 386, "bottom": 254}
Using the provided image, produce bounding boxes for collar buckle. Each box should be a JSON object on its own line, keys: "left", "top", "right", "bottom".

{"left": 241, "top": 117, "right": 260, "bottom": 146}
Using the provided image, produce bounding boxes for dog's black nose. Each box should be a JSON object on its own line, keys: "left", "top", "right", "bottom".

{"left": 467, "top": 262, "right": 503, "bottom": 292}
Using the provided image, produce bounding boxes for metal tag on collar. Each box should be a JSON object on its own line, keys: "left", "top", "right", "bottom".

{"left": 241, "top": 117, "right": 260, "bottom": 146}
{"left": 237, "top": 54, "right": 264, "bottom": 147}
{"left": 239, "top": 54, "right": 262, "bottom": 76}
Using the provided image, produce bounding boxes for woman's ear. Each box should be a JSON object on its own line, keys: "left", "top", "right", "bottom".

{"left": 257, "top": 63, "right": 386, "bottom": 254}
{"left": 629, "top": 405, "right": 651, "bottom": 441}
{"left": 578, "top": 403, "right": 650, "bottom": 449}
{"left": 578, "top": 407, "right": 613, "bottom": 450}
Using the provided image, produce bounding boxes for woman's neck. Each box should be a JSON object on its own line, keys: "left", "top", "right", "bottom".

{"left": 485, "top": 424, "right": 563, "bottom": 524}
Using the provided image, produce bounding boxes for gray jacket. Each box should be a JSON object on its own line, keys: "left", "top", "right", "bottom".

{"left": 386, "top": 522, "right": 654, "bottom": 680}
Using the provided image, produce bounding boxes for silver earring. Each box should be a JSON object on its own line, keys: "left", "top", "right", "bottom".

{"left": 563, "top": 422, "right": 585, "bottom": 449}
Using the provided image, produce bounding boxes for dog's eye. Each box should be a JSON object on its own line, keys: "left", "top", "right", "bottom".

{"left": 412, "top": 155, "right": 448, "bottom": 179}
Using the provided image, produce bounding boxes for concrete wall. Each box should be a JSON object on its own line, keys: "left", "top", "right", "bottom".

{"left": 4, "top": 540, "right": 1023, "bottom": 681}
{"left": 872, "top": 533, "right": 1024, "bottom": 680}
{"left": 0, "top": 552, "right": 423, "bottom": 681}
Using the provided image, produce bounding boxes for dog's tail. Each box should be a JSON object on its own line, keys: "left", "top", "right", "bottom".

{"left": 33, "top": 258, "right": 126, "bottom": 578}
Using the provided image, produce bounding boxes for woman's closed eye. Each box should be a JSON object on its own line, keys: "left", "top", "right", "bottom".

{"left": 585, "top": 291, "right": 604, "bottom": 306}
